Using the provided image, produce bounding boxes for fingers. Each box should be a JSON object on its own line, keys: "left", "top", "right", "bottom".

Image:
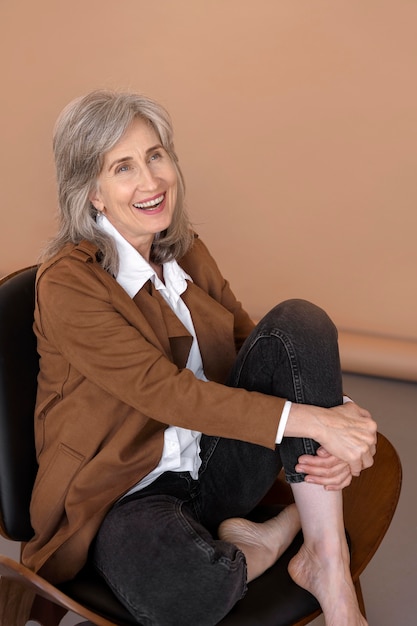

{"left": 350, "top": 435, "right": 377, "bottom": 473}
{"left": 295, "top": 448, "right": 353, "bottom": 490}
{"left": 348, "top": 453, "right": 375, "bottom": 476}
{"left": 297, "top": 447, "right": 344, "bottom": 468}
{"left": 304, "top": 466, "right": 353, "bottom": 490}
{"left": 316, "top": 447, "right": 331, "bottom": 458}
{"left": 295, "top": 435, "right": 377, "bottom": 489}
{"left": 324, "top": 477, "right": 352, "bottom": 491}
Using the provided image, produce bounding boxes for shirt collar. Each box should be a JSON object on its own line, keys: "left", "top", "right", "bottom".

{"left": 96, "top": 214, "right": 191, "bottom": 300}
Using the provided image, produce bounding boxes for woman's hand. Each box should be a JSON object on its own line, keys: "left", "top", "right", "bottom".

{"left": 296, "top": 447, "right": 354, "bottom": 490}
{"left": 317, "top": 401, "right": 378, "bottom": 475}
{"left": 287, "top": 400, "right": 377, "bottom": 477}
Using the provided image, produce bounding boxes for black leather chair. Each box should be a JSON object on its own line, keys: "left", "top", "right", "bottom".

{"left": 0, "top": 267, "right": 402, "bottom": 626}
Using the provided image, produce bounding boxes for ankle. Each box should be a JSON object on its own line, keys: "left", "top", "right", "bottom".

{"left": 304, "top": 535, "right": 350, "bottom": 570}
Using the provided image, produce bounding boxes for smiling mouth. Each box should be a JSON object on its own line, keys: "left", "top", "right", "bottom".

{"left": 133, "top": 194, "right": 165, "bottom": 211}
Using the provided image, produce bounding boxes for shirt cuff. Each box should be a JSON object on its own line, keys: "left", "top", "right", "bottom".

{"left": 275, "top": 400, "right": 292, "bottom": 444}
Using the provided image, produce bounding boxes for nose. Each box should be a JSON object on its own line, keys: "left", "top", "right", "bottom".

{"left": 137, "top": 164, "right": 158, "bottom": 191}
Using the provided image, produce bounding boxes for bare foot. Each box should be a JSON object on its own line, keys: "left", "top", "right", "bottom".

{"left": 218, "top": 503, "right": 300, "bottom": 582}
{"left": 288, "top": 542, "right": 368, "bottom": 626}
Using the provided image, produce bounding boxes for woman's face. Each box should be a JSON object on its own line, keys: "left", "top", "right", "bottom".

{"left": 91, "top": 116, "right": 178, "bottom": 260}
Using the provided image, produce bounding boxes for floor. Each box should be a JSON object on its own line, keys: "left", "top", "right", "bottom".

{"left": 1, "top": 372, "right": 416, "bottom": 625}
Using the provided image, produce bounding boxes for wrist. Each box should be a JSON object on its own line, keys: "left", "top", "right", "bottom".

{"left": 286, "top": 402, "right": 326, "bottom": 442}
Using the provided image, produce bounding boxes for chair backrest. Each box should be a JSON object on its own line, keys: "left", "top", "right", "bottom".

{"left": 0, "top": 266, "right": 39, "bottom": 541}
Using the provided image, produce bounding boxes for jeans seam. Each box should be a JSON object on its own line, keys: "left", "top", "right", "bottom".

{"left": 233, "top": 329, "right": 318, "bottom": 481}
{"left": 269, "top": 329, "right": 304, "bottom": 403}
{"left": 263, "top": 330, "right": 319, "bottom": 458}
{"left": 233, "top": 329, "right": 305, "bottom": 403}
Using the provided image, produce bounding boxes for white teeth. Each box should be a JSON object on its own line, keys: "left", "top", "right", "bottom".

{"left": 134, "top": 194, "right": 164, "bottom": 209}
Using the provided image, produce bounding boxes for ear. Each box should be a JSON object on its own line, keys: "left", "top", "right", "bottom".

{"left": 89, "top": 187, "right": 104, "bottom": 213}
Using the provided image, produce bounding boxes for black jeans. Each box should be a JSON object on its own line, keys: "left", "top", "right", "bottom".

{"left": 92, "top": 300, "right": 343, "bottom": 626}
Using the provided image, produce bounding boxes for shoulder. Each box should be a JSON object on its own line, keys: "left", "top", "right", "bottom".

{"left": 36, "top": 240, "right": 118, "bottom": 302}
{"left": 35, "top": 241, "right": 133, "bottom": 338}
{"left": 38, "top": 240, "right": 100, "bottom": 274}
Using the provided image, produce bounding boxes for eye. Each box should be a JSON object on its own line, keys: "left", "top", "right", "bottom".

{"left": 115, "top": 163, "right": 131, "bottom": 174}
{"left": 149, "top": 151, "right": 163, "bottom": 162}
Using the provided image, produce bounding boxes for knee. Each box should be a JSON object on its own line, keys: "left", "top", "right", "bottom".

{"left": 264, "top": 299, "right": 338, "bottom": 342}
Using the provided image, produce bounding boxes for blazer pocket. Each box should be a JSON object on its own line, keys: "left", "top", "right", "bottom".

{"left": 35, "top": 392, "right": 61, "bottom": 455}
{"left": 31, "top": 443, "right": 84, "bottom": 531}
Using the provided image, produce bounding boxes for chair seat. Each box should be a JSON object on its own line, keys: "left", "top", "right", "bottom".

{"left": 59, "top": 565, "right": 136, "bottom": 626}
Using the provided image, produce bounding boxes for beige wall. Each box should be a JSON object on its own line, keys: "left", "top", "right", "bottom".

{"left": 2, "top": 1, "right": 417, "bottom": 377}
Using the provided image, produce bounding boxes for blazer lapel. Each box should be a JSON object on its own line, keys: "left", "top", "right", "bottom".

{"left": 133, "top": 280, "right": 237, "bottom": 382}
{"left": 133, "top": 281, "right": 192, "bottom": 370}
{"left": 181, "top": 282, "right": 237, "bottom": 383}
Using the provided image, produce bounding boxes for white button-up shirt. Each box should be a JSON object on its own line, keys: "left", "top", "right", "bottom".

{"left": 97, "top": 215, "right": 206, "bottom": 494}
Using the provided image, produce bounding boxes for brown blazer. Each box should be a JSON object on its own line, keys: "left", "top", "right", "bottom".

{"left": 22, "top": 236, "right": 285, "bottom": 583}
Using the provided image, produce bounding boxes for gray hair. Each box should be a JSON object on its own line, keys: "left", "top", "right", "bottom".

{"left": 40, "top": 89, "right": 193, "bottom": 272}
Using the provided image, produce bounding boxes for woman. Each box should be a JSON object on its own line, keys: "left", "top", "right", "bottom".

{"left": 23, "top": 89, "right": 376, "bottom": 626}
